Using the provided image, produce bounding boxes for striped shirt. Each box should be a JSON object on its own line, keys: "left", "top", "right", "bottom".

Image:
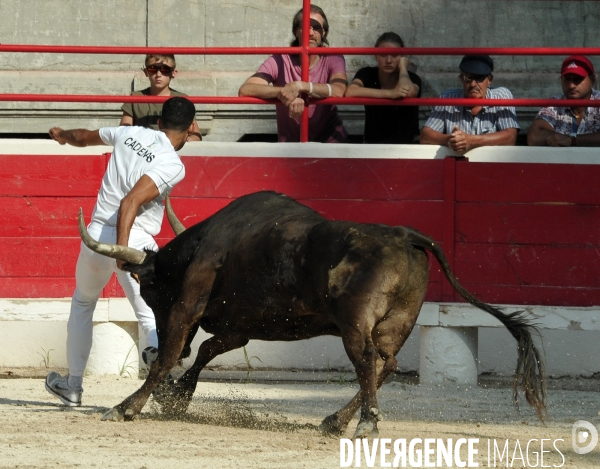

{"left": 424, "top": 87, "right": 520, "bottom": 134}
{"left": 535, "top": 90, "right": 600, "bottom": 136}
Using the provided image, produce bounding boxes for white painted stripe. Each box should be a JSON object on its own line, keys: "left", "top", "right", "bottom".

{"left": 1, "top": 298, "right": 598, "bottom": 330}
{"left": 2, "top": 139, "right": 599, "bottom": 164}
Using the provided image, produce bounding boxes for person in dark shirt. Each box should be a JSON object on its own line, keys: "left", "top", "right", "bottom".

{"left": 345, "top": 32, "right": 421, "bottom": 143}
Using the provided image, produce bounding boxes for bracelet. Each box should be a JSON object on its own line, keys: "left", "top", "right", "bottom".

{"left": 326, "top": 83, "right": 332, "bottom": 97}
{"left": 309, "top": 82, "right": 313, "bottom": 95}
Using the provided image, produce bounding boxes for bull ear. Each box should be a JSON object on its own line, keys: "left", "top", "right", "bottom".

{"left": 78, "top": 209, "right": 147, "bottom": 264}
{"left": 165, "top": 195, "right": 186, "bottom": 236}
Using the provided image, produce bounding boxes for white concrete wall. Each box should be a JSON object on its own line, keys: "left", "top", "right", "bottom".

{"left": 1, "top": 1, "right": 599, "bottom": 139}
{"left": 1, "top": 299, "right": 598, "bottom": 378}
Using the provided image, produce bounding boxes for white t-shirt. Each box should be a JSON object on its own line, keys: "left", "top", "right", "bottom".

{"left": 91, "top": 126, "right": 185, "bottom": 236}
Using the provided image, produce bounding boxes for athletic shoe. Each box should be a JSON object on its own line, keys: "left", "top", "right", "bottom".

{"left": 142, "top": 346, "right": 159, "bottom": 366}
{"left": 45, "top": 371, "right": 82, "bottom": 407}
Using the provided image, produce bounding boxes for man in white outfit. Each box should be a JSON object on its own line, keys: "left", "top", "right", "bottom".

{"left": 45, "top": 96, "right": 196, "bottom": 406}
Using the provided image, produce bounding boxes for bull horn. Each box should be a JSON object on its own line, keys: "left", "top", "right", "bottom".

{"left": 165, "top": 195, "right": 186, "bottom": 235}
{"left": 78, "top": 209, "right": 147, "bottom": 265}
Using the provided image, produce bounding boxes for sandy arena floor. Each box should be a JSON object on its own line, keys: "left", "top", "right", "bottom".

{"left": 0, "top": 371, "right": 598, "bottom": 468}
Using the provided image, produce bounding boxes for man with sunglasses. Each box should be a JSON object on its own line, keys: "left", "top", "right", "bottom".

{"left": 421, "top": 55, "right": 519, "bottom": 154}
{"left": 527, "top": 56, "right": 600, "bottom": 147}
{"left": 238, "top": 5, "right": 348, "bottom": 143}
{"left": 120, "top": 54, "right": 202, "bottom": 141}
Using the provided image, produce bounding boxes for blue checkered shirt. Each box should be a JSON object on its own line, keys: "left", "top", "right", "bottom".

{"left": 424, "top": 87, "right": 520, "bottom": 134}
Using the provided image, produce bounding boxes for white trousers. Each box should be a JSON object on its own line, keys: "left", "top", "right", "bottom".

{"left": 67, "top": 221, "right": 158, "bottom": 377}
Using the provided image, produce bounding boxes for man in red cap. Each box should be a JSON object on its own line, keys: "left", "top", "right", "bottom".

{"left": 527, "top": 55, "right": 599, "bottom": 146}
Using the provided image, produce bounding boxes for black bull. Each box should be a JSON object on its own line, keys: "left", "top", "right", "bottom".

{"left": 80, "top": 191, "right": 546, "bottom": 437}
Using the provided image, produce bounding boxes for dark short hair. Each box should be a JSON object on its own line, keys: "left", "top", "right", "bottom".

{"left": 290, "top": 4, "right": 329, "bottom": 47}
{"left": 145, "top": 54, "right": 176, "bottom": 68}
{"left": 375, "top": 32, "right": 404, "bottom": 48}
{"left": 160, "top": 97, "right": 195, "bottom": 131}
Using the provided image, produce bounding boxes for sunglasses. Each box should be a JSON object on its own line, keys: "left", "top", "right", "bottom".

{"left": 145, "top": 63, "right": 174, "bottom": 75}
{"left": 298, "top": 18, "right": 324, "bottom": 35}
{"left": 310, "top": 19, "right": 324, "bottom": 35}
{"left": 459, "top": 73, "right": 489, "bottom": 84}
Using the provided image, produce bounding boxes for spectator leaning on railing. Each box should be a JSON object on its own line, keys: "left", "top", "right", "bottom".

{"left": 420, "top": 55, "right": 519, "bottom": 155}
{"left": 527, "top": 55, "right": 600, "bottom": 147}
{"left": 120, "top": 54, "right": 202, "bottom": 141}
{"left": 345, "top": 32, "right": 421, "bottom": 144}
{"left": 238, "top": 4, "right": 348, "bottom": 143}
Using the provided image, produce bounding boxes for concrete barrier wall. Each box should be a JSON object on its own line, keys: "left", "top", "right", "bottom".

{"left": 1, "top": 0, "right": 599, "bottom": 139}
{"left": 1, "top": 141, "right": 599, "bottom": 377}
{"left": 1, "top": 299, "right": 598, "bottom": 378}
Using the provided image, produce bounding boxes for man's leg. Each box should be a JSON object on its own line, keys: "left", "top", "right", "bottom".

{"left": 116, "top": 229, "right": 159, "bottom": 349}
{"left": 116, "top": 268, "right": 158, "bottom": 349}
{"left": 67, "top": 241, "right": 115, "bottom": 376}
{"left": 46, "top": 224, "right": 115, "bottom": 406}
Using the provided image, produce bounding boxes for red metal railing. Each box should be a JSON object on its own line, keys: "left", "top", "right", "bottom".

{"left": 1, "top": 0, "right": 600, "bottom": 141}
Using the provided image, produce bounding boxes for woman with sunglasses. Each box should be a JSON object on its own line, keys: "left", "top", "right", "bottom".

{"left": 345, "top": 32, "right": 421, "bottom": 144}
{"left": 239, "top": 5, "right": 348, "bottom": 143}
{"left": 120, "top": 54, "right": 202, "bottom": 141}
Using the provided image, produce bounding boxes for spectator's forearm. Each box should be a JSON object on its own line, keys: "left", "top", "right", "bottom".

{"left": 238, "top": 83, "right": 281, "bottom": 99}
{"left": 420, "top": 127, "right": 451, "bottom": 146}
{"left": 572, "top": 132, "right": 600, "bottom": 147}
{"left": 467, "top": 128, "right": 518, "bottom": 149}
{"left": 527, "top": 127, "right": 557, "bottom": 146}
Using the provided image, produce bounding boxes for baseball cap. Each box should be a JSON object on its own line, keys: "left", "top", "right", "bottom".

{"left": 459, "top": 55, "right": 494, "bottom": 75}
{"left": 561, "top": 56, "right": 594, "bottom": 77}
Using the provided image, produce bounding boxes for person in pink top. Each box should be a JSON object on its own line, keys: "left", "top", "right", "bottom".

{"left": 239, "top": 5, "right": 348, "bottom": 143}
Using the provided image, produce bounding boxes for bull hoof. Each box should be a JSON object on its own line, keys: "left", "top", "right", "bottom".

{"left": 352, "top": 420, "right": 379, "bottom": 439}
{"left": 352, "top": 408, "right": 381, "bottom": 439}
{"left": 101, "top": 407, "right": 124, "bottom": 422}
{"left": 319, "top": 413, "right": 347, "bottom": 436}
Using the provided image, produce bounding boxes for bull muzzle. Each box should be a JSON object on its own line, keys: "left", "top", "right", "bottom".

{"left": 78, "top": 209, "right": 147, "bottom": 265}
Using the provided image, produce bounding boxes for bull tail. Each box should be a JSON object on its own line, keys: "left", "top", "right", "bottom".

{"left": 408, "top": 229, "right": 547, "bottom": 421}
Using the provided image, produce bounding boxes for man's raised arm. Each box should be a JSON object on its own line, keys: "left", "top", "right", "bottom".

{"left": 49, "top": 128, "right": 104, "bottom": 147}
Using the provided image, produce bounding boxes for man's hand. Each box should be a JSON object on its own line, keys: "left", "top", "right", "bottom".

{"left": 448, "top": 126, "right": 471, "bottom": 154}
{"left": 49, "top": 127, "right": 67, "bottom": 145}
{"left": 288, "top": 97, "right": 305, "bottom": 119}
{"left": 277, "top": 81, "right": 303, "bottom": 107}
{"left": 546, "top": 133, "right": 572, "bottom": 147}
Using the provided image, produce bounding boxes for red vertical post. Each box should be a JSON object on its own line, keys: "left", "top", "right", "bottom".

{"left": 442, "top": 156, "right": 459, "bottom": 302}
{"left": 300, "top": 0, "right": 311, "bottom": 142}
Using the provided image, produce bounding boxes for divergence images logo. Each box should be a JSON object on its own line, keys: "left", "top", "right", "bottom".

{"left": 572, "top": 420, "right": 598, "bottom": 455}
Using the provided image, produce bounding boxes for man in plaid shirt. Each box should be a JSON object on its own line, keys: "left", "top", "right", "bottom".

{"left": 527, "top": 55, "right": 600, "bottom": 147}
{"left": 421, "top": 55, "right": 519, "bottom": 155}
